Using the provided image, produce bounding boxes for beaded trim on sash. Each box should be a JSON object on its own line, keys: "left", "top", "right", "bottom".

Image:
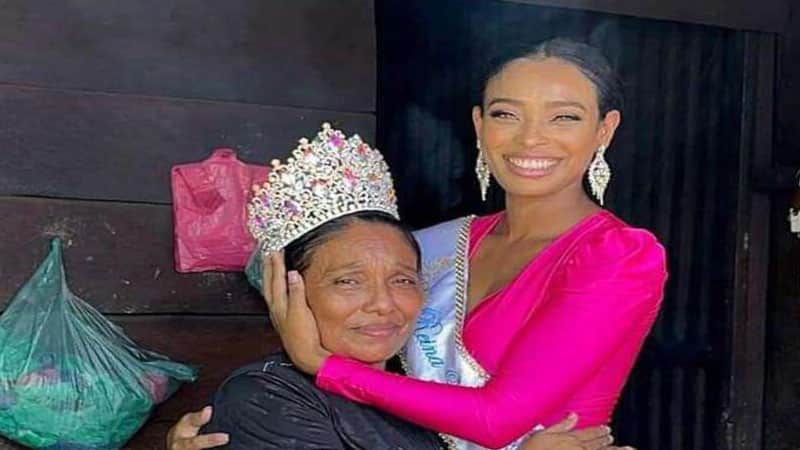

{"left": 451, "top": 216, "right": 490, "bottom": 381}
{"left": 400, "top": 216, "right": 479, "bottom": 449}
{"left": 440, "top": 215, "right": 483, "bottom": 449}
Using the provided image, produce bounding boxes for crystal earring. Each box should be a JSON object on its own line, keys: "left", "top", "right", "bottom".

{"left": 475, "top": 140, "right": 491, "bottom": 202}
{"left": 588, "top": 145, "right": 611, "bottom": 206}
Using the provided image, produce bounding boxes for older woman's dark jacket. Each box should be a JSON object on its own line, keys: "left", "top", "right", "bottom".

{"left": 203, "top": 352, "right": 442, "bottom": 449}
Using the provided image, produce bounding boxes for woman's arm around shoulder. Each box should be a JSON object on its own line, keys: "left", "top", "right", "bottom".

{"left": 313, "top": 224, "right": 667, "bottom": 448}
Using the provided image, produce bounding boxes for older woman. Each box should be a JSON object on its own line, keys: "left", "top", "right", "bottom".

{"left": 168, "top": 124, "right": 621, "bottom": 450}
{"left": 203, "top": 209, "right": 444, "bottom": 449}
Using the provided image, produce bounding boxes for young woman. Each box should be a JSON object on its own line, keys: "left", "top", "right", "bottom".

{"left": 269, "top": 39, "right": 666, "bottom": 449}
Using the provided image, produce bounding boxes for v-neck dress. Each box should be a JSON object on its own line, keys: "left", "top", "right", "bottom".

{"left": 315, "top": 210, "right": 667, "bottom": 449}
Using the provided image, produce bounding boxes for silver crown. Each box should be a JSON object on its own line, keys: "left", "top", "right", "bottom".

{"left": 247, "top": 123, "right": 399, "bottom": 253}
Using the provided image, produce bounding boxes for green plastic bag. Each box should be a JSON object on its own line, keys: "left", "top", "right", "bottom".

{"left": 0, "top": 239, "right": 198, "bottom": 449}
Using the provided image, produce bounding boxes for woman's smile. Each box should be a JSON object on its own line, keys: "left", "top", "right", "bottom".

{"left": 503, "top": 155, "right": 562, "bottom": 178}
{"left": 351, "top": 323, "right": 403, "bottom": 338}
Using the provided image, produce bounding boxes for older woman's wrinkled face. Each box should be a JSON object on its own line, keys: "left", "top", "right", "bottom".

{"left": 302, "top": 221, "right": 423, "bottom": 367}
{"left": 473, "top": 57, "right": 620, "bottom": 201}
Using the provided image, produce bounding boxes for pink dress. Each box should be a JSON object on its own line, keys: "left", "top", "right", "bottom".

{"left": 316, "top": 210, "right": 667, "bottom": 448}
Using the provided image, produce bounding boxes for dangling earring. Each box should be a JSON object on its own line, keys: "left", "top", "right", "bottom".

{"left": 475, "top": 140, "right": 491, "bottom": 202}
{"left": 588, "top": 145, "right": 611, "bottom": 206}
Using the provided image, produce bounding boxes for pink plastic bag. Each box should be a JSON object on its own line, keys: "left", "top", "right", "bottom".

{"left": 171, "top": 148, "right": 269, "bottom": 272}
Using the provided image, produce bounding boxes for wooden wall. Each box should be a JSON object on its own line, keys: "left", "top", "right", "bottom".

{"left": 0, "top": 1, "right": 376, "bottom": 448}
{"left": 765, "top": 1, "right": 800, "bottom": 448}
{"left": 0, "top": 0, "right": 795, "bottom": 449}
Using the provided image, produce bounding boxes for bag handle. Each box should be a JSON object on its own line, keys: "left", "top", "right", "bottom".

{"left": 206, "top": 148, "right": 240, "bottom": 163}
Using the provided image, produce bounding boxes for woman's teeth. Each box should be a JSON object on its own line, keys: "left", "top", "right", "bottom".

{"left": 507, "top": 157, "right": 558, "bottom": 170}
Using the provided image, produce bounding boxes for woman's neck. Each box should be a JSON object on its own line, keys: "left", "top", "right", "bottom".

{"left": 500, "top": 187, "right": 600, "bottom": 242}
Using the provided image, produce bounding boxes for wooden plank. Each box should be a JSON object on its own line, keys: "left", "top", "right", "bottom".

{"left": 752, "top": 165, "right": 800, "bottom": 191}
{"left": 775, "top": 6, "right": 800, "bottom": 167}
{"left": 0, "top": 0, "right": 376, "bottom": 112}
{"left": 0, "top": 196, "right": 268, "bottom": 314}
{"left": 0, "top": 439, "right": 19, "bottom": 450}
{"left": 0, "top": 316, "right": 282, "bottom": 449}
{"left": 499, "top": 0, "right": 789, "bottom": 32}
{"left": 763, "top": 192, "right": 800, "bottom": 450}
{"left": 120, "top": 316, "right": 281, "bottom": 422}
{"left": 0, "top": 85, "right": 375, "bottom": 204}
{"left": 726, "top": 32, "right": 775, "bottom": 450}
{"left": 123, "top": 421, "right": 173, "bottom": 450}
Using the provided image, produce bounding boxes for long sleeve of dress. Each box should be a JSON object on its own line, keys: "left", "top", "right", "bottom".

{"left": 316, "top": 227, "right": 667, "bottom": 449}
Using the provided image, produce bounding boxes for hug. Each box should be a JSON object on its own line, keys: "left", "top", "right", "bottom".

{"left": 167, "top": 38, "right": 666, "bottom": 450}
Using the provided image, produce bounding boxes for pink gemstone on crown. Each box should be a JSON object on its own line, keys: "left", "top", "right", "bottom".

{"left": 284, "top": 199, "right": 301, "bottom": 218}
{"left": 330, "top": 134, "right": 344, "bottom": 148}
{"left": 343, "top": 168, "right": 357, "bottom": 188}
{"left": 302, "top": 147, "right": 319, "bottom": 164}
{"left": 311, "top": 179, "right": 327, "bottom": 196}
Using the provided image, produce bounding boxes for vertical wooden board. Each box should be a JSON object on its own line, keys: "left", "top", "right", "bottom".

{"left": 0, "top": 196, "right": 267, "bottom": 314}
{"left": 0, "top": 86, "right": 375, "bottom": 203}
{"left": 728, "top": 32, "right": 774, "bottom": 450}
{"left": 775, "top": 2, "right": 800, "bottom": 167}
{"left": 764, "top": 196, "right": 800, "bottom": 450}
{"left": 0, "top": 0, "right": 376, "bottom": 111}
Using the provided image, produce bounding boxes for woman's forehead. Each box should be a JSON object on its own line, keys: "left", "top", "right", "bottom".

{"left": 309, "top": 222, "right": 417, "bottom": 271}
{"left": 487, "top": 57, "right": 599, "bottom": 105}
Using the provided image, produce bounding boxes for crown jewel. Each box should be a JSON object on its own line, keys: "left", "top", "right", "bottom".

{"left": 247, "top": 123, "right": 399, "bottom": 253}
